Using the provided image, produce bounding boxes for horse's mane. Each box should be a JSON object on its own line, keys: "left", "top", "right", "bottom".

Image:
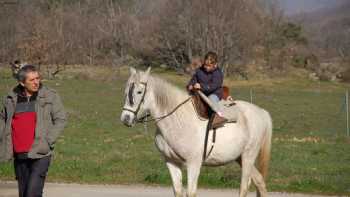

{"left": 148, "top": 75, "right": 189, "bottom": 110}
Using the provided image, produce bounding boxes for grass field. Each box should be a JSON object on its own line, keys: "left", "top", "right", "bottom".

{"left": 0, "top": 66, "right": 349, "bottom": 195}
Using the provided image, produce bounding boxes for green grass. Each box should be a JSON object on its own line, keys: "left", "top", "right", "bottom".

{"left": 0, "top": 66, "right": 349, "bottom": 195}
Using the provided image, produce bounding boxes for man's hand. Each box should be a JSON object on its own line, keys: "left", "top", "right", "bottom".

{"left": 194, "top": 83, "right": 201, "bottom": 90}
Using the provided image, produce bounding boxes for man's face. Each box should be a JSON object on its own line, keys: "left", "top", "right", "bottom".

{"left": 21, "top": 71, "right": 41, "bottom": 93}
{"left": 204, "top": 58, "right": 216, "bottom": 72}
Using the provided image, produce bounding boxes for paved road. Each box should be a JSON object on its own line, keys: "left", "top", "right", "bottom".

{"left": 0, "top": 181, "right": 342, "bottom": 197}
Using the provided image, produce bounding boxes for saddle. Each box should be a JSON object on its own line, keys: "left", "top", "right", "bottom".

{"left": 191, "top": 87, "right": 240, "bottom": 161}
{"left": 191, "top": 86, "right": 239, "bottom": 129}
{"left": 192, "top": 93, "right": 210, "bottom": 119}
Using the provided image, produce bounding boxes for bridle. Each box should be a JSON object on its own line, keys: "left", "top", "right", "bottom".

{"left": 122, "top": 81, "right": 148, "bottom": 119}
{"left": 122, "top": 81, "right": 191, "bottom": 123}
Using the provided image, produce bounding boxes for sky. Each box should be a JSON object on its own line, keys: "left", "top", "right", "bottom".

{"left": 277, "top": 0, "right": 347, "bottom": 15}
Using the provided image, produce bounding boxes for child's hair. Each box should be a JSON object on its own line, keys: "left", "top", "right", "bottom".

{"left": 204, "top": 51, "right": 218, "bottom": 64}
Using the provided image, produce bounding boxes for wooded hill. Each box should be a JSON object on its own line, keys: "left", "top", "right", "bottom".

{"left": 0, "top": 0, "right": 348, "bottom": 81}
{"left": 291, "top": 1, "right": 350, "bottom": 81}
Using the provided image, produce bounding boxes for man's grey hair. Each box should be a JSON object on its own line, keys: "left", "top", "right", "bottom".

{"left": 18, "top": 65, "right": 38, "bottom": 82}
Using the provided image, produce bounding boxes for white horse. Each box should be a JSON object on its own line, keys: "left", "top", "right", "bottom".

{"left": 120, "top": 67, "right": 272, "bottom": 197}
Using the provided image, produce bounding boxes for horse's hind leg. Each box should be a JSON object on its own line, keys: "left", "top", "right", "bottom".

{"left": 251, "top": 166, "right": 267, "bottom": 197}
{"left": 237, "top": 157, "right": 267, "bottom": 197}
{"left": 166, "top": 161, "right": 183, "bottom": 197}
{"left": 239, "top": 157, "right": 254, "bottom": 197}
{"left": 240, "top": 143, "right": 267, "bottom": 197}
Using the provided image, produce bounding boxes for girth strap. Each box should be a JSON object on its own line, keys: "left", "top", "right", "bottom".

{"left": 202, "top": 114, "right": 217, "bottom": 161}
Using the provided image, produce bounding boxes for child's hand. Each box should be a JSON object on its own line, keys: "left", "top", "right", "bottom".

{"left": 194, "top": 83, "right": 201, "bottom": 89}
{"left": 188, "top": 85, "right": 193, "bottom": 91}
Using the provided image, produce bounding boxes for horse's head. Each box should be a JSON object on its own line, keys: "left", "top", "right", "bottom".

{"left": 120, "top": 67, "right": 152, "bottom": 127}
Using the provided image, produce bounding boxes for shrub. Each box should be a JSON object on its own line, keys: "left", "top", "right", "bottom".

{"left": 340, "top": 68, "right": 350, "bottom": 82}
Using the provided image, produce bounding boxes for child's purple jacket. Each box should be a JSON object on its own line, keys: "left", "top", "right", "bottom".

{"left": 187, "top": 66, "right": 223, "bottom": 99}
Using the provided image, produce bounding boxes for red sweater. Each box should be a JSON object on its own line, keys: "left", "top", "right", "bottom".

{"left": 11, "top": 90, "right": 37, "bottom": 153}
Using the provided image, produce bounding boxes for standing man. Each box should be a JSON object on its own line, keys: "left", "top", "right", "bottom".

{"left": 0, "top": 64, "right": 67, "bottom": 197}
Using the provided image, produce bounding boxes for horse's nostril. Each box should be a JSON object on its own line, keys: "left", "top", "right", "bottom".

{"left": 124, "top": 114, "right": 130, "bottom": 122}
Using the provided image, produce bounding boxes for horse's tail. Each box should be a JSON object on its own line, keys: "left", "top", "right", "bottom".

{"left": 258, "top": 110, "right": 272, "bottom": 180}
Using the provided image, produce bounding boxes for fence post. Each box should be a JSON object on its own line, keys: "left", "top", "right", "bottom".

{"left": 346, "top": 90, "right": 349, "bottom": 137}
{"left": 144, "top": 112, "right": 148, "bottom": 134}
{"left": 250, "top": 88, "right": 253, "bottom": 103}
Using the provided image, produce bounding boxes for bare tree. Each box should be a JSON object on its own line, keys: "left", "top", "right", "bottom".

{"left": 0, "top": 0, "right": 323, "bottom": 78}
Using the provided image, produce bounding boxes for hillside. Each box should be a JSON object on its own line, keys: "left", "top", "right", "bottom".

{"left": 278, "top": 0, "right": 348, "bottom": 15}
{"left": 292, "top": 1, "right": 350, "bottom": 59}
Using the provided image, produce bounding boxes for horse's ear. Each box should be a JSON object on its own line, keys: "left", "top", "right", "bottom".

{"left": 130, "top": 67, "right": 137, "bottom": 75}
{"left": 141, "top": 67, "right": 151, "bottom": 82}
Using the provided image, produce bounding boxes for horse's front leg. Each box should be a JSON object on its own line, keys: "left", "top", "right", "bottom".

{"left": 166, "top": 161, "right": 183, "bottom": 197}
{"left": 186, "top": 161, "right": 202, "bottom": 197}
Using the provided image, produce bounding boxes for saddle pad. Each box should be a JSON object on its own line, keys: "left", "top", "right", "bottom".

{"left": 195, "top": 91, "right": 239, "bottom": 122}
{"left": 217, "top": 99, "right": 240, "bottom": 122}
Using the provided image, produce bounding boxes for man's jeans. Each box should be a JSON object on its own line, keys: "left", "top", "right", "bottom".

{"left": 14, "top": 156, "right": 51, "bottom": 197}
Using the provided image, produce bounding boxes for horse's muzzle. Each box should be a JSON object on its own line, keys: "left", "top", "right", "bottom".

{"left": 121, "top": 113, "right": 135, "bottom": 127}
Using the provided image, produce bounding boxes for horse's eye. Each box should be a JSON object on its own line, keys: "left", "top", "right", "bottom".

{"left": 137, "top": 91, "right": 143, "bottom": 94}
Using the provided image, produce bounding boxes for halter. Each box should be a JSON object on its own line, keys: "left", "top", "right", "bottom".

{"left": 122, "top": 81, "right": 192, "bottom": 124}
{"left": 122, "top": 81, "right": 148, "bottom": 118}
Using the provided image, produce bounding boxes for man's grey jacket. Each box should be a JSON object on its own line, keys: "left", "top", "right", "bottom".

{"left": 0, "top": 85, "right": 67, "bottom": 162}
